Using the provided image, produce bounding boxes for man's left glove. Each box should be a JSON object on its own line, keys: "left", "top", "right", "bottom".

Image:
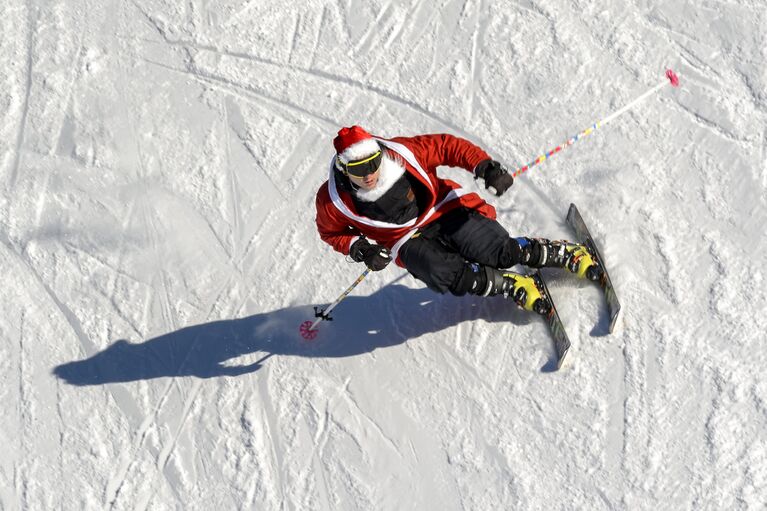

{"left": 474, "top": 159, "right": 514, "bottom": 196}
{"left": 349, "top": 237, "right": 392, "bottom": 271}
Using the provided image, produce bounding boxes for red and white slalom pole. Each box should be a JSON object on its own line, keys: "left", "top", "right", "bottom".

{"left": 511, "top": 69, "right": 680, "bottom": 178}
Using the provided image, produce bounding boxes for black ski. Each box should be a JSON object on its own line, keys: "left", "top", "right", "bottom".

{"left": 532, "top": 271, "right": 571, "bottom": 370}
{"left": 566, "top": 203, "right": 621, "bottom": 333}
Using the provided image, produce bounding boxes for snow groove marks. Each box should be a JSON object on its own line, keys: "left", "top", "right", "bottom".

{"left": 104, "top": 378, "right": 174, "bottom": 509}
{"left": 277, "top": 128, "right": 325, "bottom": 193}
{"left": 166, "top": 367, "right": 282, "bottom": 510}
{"left": 0, "top": 312, "right": 24, "bottom": 508}
{"left": 380, "top": 0, "right": 446, "bottom": 81}
{"left": 2, "top": 3, "right": 37, "bottom": 190}
{"left": 220, "top": 94, "right": 302, "bottom": 200}
{"left": 232, "top": 399, "right": 282, "bottom": 509}
{"left": 263, "top": 372, "right": 321, "bottom": 510}
{"left": 360, "top": 0, "right": 476, "bottom": 128}
{"left": 701, "top": 366, "right": 767, "bottom": 508}
{"left": 103, "top": 197, "right": 197, "bottom": 505}
{"left": 0, "top": 241, "right": 106, "bottom": 509}
{"left": 104, "top": 356, "right": 208, "bottom": 509}
{"left": 17, "top": 0, "right": 85, "bottom": 164}
{"left": 434, "top": 0, "right": 490, "bottom": 126}
{"left": 598, "top": 329, "right": 629, "bottom": 494}
{"left": 464, "top": 0, "right": 483, "bottom": 122}
{"left": 182, "top": 44, "right": 337, "bottom": 128}
{"left": 221, "top": 96, "right": 241, "bottom": 258}
{"left": 646, "top": 6, "right": 765, "bottom": 147}
{"left": 266, "top": 224, "right": 310, "bottom": 300}
{"left": 128, "top": 379, "right": 199, "bottom": 511}
{"left": 253, "top": 365, "right": 288, "bottom": 507}
{"left": 0, "top": 5, "right": 27, "bottom": 177}
{"left": 290, "top": 371, "right": 421, "bottom": 511}
{"left": 180, "top": 34, "right": 478, "bottom": 145}
{"left": 617, "top": 317, "right": 666, "bottom": 507}
{"left": 760, "top": 129, "right": 767, "bottom": 199}
{"left": 635, "top": 205, "right": 685, "bottom": 308}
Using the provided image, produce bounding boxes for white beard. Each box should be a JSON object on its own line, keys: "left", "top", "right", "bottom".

{"left": 353, "top": 153, "right": 406, "bottom": 203}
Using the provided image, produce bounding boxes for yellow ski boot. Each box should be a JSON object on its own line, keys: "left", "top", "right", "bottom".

{"left": 482, "top": 268, "right": 550, "bottom": 315}
{"left": 521, "top": 238, "right": 603, "bottom": 282}
{"left": 562, "top": 243, "right": 600, "bottom": 280}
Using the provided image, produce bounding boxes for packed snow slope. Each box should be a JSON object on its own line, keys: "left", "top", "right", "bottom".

{"left": 2, "top": 1, "right": 766, "bottom": 509}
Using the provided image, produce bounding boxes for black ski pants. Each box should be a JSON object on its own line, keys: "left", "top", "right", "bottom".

{"left": 398, "top": 207, "right": 525, "bottom": 295}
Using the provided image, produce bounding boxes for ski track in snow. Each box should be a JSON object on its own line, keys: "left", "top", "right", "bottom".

{"left": 7, "top": 1, "right": 35, "bottom": 192}
{"left": 1, "top": 0, "right": 766, "bottom": 509}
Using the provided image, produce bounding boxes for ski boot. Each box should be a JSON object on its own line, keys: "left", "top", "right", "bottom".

{"left": 482, "top": 267, "right": 550, "bottom": 315}
{"left": 522, "top": 238, "right": 603, "bottom": 282}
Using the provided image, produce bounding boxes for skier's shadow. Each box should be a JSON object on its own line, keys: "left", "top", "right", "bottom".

{"left": 53, "top": 285, "right": 543, "bottom": 386}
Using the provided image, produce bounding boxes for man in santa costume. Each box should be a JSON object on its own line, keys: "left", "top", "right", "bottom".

{"left": 315, "top": 125, "right": 599, "bottom": 314}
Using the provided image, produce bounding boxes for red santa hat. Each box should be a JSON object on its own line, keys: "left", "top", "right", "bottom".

{"left": 333, "top": 125, "right": 381, "bottom": 164}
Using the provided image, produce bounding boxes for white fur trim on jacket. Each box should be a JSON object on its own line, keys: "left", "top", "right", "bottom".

{"left": 377, "top": 138, "right": 431, "bottom": 187}
{"left": 327, "top": 158, "right": 418, "bottom": 230}
{"left": 338, "top": 138, "right": 380, "bottom": 164}
{"left": 353, "top": 154, "right": 406, "bottom": 203}
{"left": 325, "top": 137, "right": 455, "bottom": 250}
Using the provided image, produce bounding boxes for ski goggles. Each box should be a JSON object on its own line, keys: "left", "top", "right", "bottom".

{"left": 338, "top": 150, "right": 383, "bottom": 178}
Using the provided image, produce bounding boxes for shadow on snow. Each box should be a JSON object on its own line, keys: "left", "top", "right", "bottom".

{"left": 53, "top": 284, "right": 549, "bottom": 386}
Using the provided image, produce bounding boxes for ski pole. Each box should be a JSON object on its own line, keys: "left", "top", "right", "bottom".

{"left": 511, "top": 69, "right": 680, "bottom": 178}
{"left": 299, "top": 268, "right": 371, "bottom": 340}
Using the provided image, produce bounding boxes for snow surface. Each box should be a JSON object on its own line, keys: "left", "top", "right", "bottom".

{"left": 2, "top": 1, "right": 767, "bottom": 509}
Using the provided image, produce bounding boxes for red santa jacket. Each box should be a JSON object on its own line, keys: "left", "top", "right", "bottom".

{"left": 315, "top": 133, "right": 496, "bottom": 266}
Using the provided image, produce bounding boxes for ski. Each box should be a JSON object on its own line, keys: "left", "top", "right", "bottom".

{"left": 532, "top": 271, "right": 571, "bottom": 370}
{"left": 566, "top": 203, "right": 621, "bottom": 333}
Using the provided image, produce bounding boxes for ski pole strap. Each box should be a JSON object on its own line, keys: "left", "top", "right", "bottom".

{"left": 511, "top": 69, "right": 680, "bottom": 178}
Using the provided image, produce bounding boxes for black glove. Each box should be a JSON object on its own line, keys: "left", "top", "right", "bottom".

{"left": 474, "top": 159, "right": 514, "bottom": 196}
{"left": 349, "top": 238, "right": 392, "bottom": 271}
